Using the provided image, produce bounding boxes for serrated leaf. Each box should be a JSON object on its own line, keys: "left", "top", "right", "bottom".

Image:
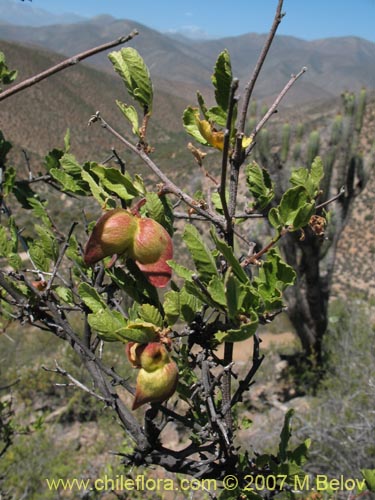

{"left": 257, "top": 248, "right": 296, "bottom": 293}
{"left": 288, "top": 438, "right": 311, "bottom": 466}
{"left": 167, "top": 260, "right": 194, "bottom": 281}
{"left": 225, "top": 273, "right": 246, "bottom": 319}
{"left": 29, "top": 243, "right": 50, "bottom": 272}
{"left": 78, "top": 282, "right": 107, "bottom": 313}
{"left": 64, "top": 129, "right": 70, "bottom": 152}
{"left": 290, "top": 156, "right": 324, "bottom": 200}
{"left": 268, "top": 207, "right": 282, "bottom": 230}
{"left": 278, "top": 408, "right": 294, "bottom": 462}
{"left": 87, "top": 309, "right": 127, "bottom": 342}
{"left": 90, "top": 164, "right": 139, "bottom": 202}
{"left": 196, "top": 91, "right": 209, "bottom": 120}
{"left": 207, "top": 276, "right": 227, "bottom": 307}
{"left": 35, "top": 224, "right": 58, "bottom": 262}
{"left": 60, "top": 153, "right": 82, "bottom": 176}
{"left": 180, "top": 286, "right": 202, "bottom": 323}
{"left": 81, "top": 167, "right": 116, "bottom": 208}
{"left": 2, "top": 166, "right": 16, "bottom": 196}
{"left": 7, "top": 253, "right": 22, "bottom": 271}
{"left": 116, "top": 100, "right": 140, "bottom": 136}
{"left": 117, "top": 321, "right": 158, "bottom": 343}
{"left": 210, "top": 229, "right": 249, "bottom": 284}
{"left": 360, "top": 469, "right": 375, "bottom": 492}
{"left": 163, "top": 290, "right": 180, "bottom": 325}
{"left": 55, "top": 286, "right": 74, "bottom": 305}
{"left": 206, "top": 106, "right": 228, "bottom": 127}
{"left": 109, "top": 47, "right": 153, "bottom": 113}
{"left": 27, "top": 198, "right": 52, "bottom": 227}
{"left": 183, "top": 224, "right": 218, "bottom": 284}
{"left": 183, "top": 107, "right": 210, "bottom": 146}
{"left": 279, "top": 186, "right": 314, "bottom": 229}
{"left": 215, "top": 312, "right": 258, "bottom": 343}
{"left": 211, "top": 49, "right": 232, "bottom": 111}
{"left": 246, "top": 162, "right": 274, "bottom": 210}
{"left": 44, "top": 148, "right": 64, "bottom": 172}
{"left": 138, "top": 304, "right": 163, "bottom": 328}
{"left": 50, "top": 168, "right": 87, "bottom": 194}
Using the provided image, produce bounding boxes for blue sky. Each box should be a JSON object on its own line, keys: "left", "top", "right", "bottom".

{"left": 18, "top": 0, "right": 375, "bottom": 41}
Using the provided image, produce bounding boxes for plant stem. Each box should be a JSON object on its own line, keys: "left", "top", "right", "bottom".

{"left": 235, "top": 0, "right": 284, "bottom": 146}
{"left": 0, "top": 30, "right": 139, "bottom": 102}
{"left": 92, "top": 113, "right": 225, "bottom": 228}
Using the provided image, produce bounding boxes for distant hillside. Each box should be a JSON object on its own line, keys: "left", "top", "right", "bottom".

{"left": 0, "top": 0, "right": 85, "bottom": 26}
{"left": 0, "top": 40, "right": 192, "bottom": 177}
{"left": 1, "top": 16, "right": 375, "bottom": 106}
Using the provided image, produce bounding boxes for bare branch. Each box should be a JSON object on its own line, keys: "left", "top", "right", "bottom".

{"left": 0, "top": 30, "right": 139, "bottom": 102}
{"left": 90, "top": 112, "right": 225, "bottom": 228}
{"left": 246, "top": 67, "right": 307, "bottom": 157}
{"left": 236, "top": 0, "right": 284, "bottom": 142}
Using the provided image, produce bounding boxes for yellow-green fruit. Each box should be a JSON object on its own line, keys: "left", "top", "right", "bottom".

{"left": 84, "top": 209, "right": 137, "bottom": 265}
{"left": 132, "top": 343, "right": 178, "bottom": 410}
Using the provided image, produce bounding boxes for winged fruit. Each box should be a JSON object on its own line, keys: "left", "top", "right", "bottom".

{"left": 131, "top": 342, "right": 178, "bottom": 410}
{"left": 83, "top": 208, "right": 173, "bottom": 287}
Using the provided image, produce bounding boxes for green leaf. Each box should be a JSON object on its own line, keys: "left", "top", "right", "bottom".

{"left": 182, "top": 107, "right": 210, "bottom": 146}
{"left": 207, "top": 276, "right": 227, "bottom": 308}
{"left": 78, "top": 283, "right": 107, "bottom": 313}
{"left": 0, "top": 51, "right": 17, "bottom": 89}
{"left": 211, "top": 49, "right": 232, "bottom": 112}
{"left": 310, "top": 155, "right": 324, "bottom": 191}
{"left": 246, "top": 162, "right": 274, "bottom": 210}
{"left": 116, "top": 100, "right": 140, "bottom": 136}
{"left": 163, "top": 290, "right": 180, "bottom": 325}
{"left": 196, "top": 91, "right": 209, "bottom": 120}
{"left": 290, "top": 156, "right": 324, "bottom": 199}
{"left": 116, "top": 321, "right": 158, "bottom": 343}
{"left": 360, "top": 469, "right": 375, "bottom": 492}
{"left": 225, "top": 273, "right": 246, "bottom": 319}
{"left": 215, "top": 312, "right": 258, "bottom": 343}
{"left": 164, "top": 287, "right": 202, "bottom": 325}
{"left": 109, "top": 47, "right": 153, "bottom": 113}
{"left": 279, "top": 186, "right": 315, "bottom": 230}
{"left": 2, "top": 166, "right": 16, "bottom": 196}
{"left": 90, "top": 163, "right": 139, "bottom": 202}
{"left": 81, "top": 166, "right": 116, "bottom": 208}
{"left": 144, "top": 192, "right": 174, "bottom": 235}
{"left": 278, "top": 408, "right": 295, "bottom": 462}
{"left": 44, "top": 148, "right": 64, "bottom": 172}
{"left": 257, "top": 248, "right": 296, "bottom": 292}
{"left": 106, "top": 266, "right": 159, "bottom": 307}
{"left": 60, "top": 153, "right": 83, "bottom": 176}
{"left": 288, "top": 438, "right": 311, "bottom": 466}
{"left": 138, "top": 304, "right": 163, "bottom": 328}
{"left": 50, "top": 168, "right": 86, "bottom": 194}
{"left": 55, "top": 286, "right": 74, "bottom": 305}
{"left": 268, "top": 207, "right": 282, "bottom": 230}
{"left": 0, "top": 227, "right": 11, "bottom": 256}
{"left": 29, "top": 243, "right": 50, "bottom": 272}
{"left": 64, "top": 129, "right": 71, "bottom": 152}
{"left": 7, "top": 253, "right": 22, "bottom": 271}
{"left": 210, "top": 229, "right": 249, "bottom": 284}
{"left": 27, "top": 198, "right": 52, "bottom": 227}
{"left": 87, "top": 309, "right": 127, "bottom": 342}
{"left": 35, "top": 224, "right": 58, "bottom": 262}
{"left": 167, "top": 260, "right": 194, "bottom": 281}
{"left": 183, "top": 224, "right": 217, "bottom": 284}
{"left": 206, "top": 106, "right": 228, "bottom": 128}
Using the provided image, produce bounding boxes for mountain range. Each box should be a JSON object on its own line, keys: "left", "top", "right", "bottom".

{"left": 0, "top": 0, "right": 85, "bottom": 26}
{"left": 1, "top": 14, "right": 375, "bottom": 107}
